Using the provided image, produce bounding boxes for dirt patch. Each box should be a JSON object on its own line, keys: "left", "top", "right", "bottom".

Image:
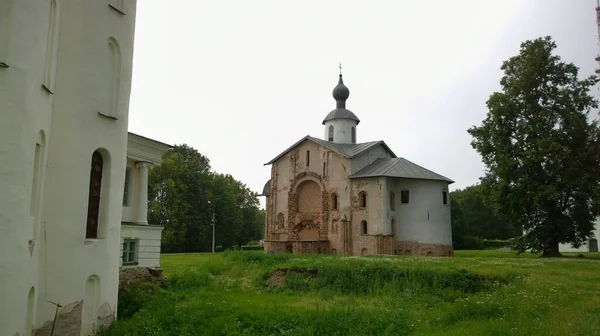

{"left": 266, "top": 268, "right": 317, "bottom": 288}
{"left": 119, "top": 267, "right": 166, "bottom": 289}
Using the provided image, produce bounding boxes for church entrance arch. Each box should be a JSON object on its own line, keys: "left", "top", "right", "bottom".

{"left": 296, "top": 180, "right": 321, "bottom": 213}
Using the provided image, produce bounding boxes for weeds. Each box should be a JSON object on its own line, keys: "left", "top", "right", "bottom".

{"left": 100, "top": 251, "right": 600, "bottom": 336}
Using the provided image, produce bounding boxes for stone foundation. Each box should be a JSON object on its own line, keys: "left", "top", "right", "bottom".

{"left": 265, "top": 238, "right": 452, "bottom": 257}
{"left": 33, "top": 300, "right": 114, "bottom": 336}
{"left": 396, "top": 241, "right": 453, "bottom": 257}
{"left": 119, "top": 266, "right": 166, "bottom": 289}
{"left": 265, "top": 240, "right": 330, "bottom": 254}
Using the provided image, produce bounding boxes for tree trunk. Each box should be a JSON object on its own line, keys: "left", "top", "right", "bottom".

{"left": 540, "top": 238, "right": 562, "bottom": 258}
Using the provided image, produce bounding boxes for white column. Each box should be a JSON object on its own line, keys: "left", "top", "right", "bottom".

{"left": 136, "top": 161, "right": 152, "bottom": 225}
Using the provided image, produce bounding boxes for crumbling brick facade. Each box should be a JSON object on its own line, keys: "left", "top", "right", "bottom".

{"left": 263, "top": 139, "right": 453, "bottom": 257}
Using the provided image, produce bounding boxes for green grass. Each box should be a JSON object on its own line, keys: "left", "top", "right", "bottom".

{"left": 100, "top": 251, "right": 600, "bottom": 336}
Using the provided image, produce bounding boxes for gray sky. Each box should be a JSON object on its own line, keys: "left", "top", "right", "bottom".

{"left": 128, "top": 0, "right": 599, "bottom": 208}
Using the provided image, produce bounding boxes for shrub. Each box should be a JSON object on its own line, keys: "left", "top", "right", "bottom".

{"left": 454, "top": 236, "right": 486, "bottom": 250}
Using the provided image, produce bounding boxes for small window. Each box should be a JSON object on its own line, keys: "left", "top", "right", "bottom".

{"left": 400, "top": 190, "right": 409, "bottom": 204}
{"left": 351, "top": 127, "right": 356, "bottom": 143}
{"left": 389, "top": 192, "right": 395, "bottom": 210}
{"left": 277, "top": 212, "right": 285, "bottom": 229}
{"left": 328, "top": 125, "right": 334, "bottom": 141}
{"left": 361, "top": 220, "right": 367, "bottom": 235}
{"left": 391, "top": 218, "right": 396, "bottom": 235}
{"left": 331, "top": 193, "right": 338, "bottom": 210}
{"left": 123, "top": 167, "right": 132, "bottom": 206}
{"left": 442, "top": 191, "right": 448, "bottom": 205}
{"left": 323, "top": 162, "right": 326, "bottom": 177}
{"left": 306, "top": 150, "right": 310, "bottom": 167}
{"left": 122, "top": 239, "right": 137, "bottom": 264}
{"left": 359, "top": 191, "right": 367, "bottom": 207}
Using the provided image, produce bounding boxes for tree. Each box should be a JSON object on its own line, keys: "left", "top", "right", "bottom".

{"left": 451, "top": 184, "right": 521, "bottom": 249}
{"left": 468, "top": 36, "right": 600, "bottom": 257}
{"left": 148, "top": 144, "right": 264, "bottom": 253}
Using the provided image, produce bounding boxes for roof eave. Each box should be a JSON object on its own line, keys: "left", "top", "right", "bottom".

{"left": 349, "top": 175, "right": 454, "bottom": 184}
{"left": 264, "top": 135, "right": 311, "bottom": 165}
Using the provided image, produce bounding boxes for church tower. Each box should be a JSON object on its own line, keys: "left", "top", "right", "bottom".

{"left": 322, "top": 72, "right": 360, "bottom": 144}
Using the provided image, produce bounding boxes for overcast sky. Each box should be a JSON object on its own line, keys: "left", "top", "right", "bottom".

{"left": 128, "top": 0, "right": 599, "bottom": 208}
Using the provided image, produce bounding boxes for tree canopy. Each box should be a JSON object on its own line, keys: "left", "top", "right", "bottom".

{"left": 451, "top": 184, "right": 521, "bottom": 249}
{"left": 148, "top": 144, "right": 264, "bottom": 253}
{"left": 468, "top": 36, "right": 600, "bottom": 257}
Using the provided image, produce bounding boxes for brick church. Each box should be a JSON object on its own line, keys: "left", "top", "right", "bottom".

{"left": 260, "top": 73, "right": 454, "bottom": 257}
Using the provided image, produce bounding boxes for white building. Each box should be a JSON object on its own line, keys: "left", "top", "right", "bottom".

{"left": 0, "top": 1, "right": 171, "bottom": 335}
{"left": 559, "top": 225, "right": 600, "bottom": 253}
{"left": 120, "top": 133, "right": 171, "bottom": 268}
{"left": 260, "top": 74, "right": 454, "bottom": 256}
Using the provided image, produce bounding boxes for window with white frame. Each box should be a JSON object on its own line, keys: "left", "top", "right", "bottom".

{"left": 122, "top": 239, "right": 137, "bottom": 264}
{"left": 123, "top": 167, "right": 132, "bottom": 206}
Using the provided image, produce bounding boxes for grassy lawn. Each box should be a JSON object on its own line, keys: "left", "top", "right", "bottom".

{"left": 101, "top": 251, "right": 600, "bottom": 336}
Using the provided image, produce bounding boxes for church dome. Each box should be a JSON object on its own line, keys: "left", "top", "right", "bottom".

{"left": 332, "top": 74, "right": 350, "bottom": 101}
{"left": 322, "top": 74, "right": 360, "bottom": 125}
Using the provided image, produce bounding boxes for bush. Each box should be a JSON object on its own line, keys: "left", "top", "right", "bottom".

{"left": 483, "top": 239, "right": 513, "bottom": 250}
{"left": 454, "top": 236, "right": 485, "bottom": 250}
{"left": 240, "top": 245, "right": 263, "bottom": 251}
{"left": 117, "top": 283, "right": 158, "bottom": 319}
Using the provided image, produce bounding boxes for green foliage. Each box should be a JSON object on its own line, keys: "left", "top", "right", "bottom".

{"left": 101, "top": 252, "right": 600, "bottom": 335}
{"left": 148, "top": 144, "right": 264, "bottom": 252}
{"left": 271, "top": 264, "right": 514, "bottom": 301}
{"left": 454, "top": 236, "right": 485, "bottom": 250}
{"left": 483, "top": 239, "right": 513, "bottom": 250}
{"left": 450, "top": 184, "right": 521, "bottom": 248}
{"left": 240, "top": 245, "right": 264, "bottom": 251}
{"left": 468, "top": 36, "right": 600, "bottom": 257}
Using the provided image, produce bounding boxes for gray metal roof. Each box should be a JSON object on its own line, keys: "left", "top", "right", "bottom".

{"left": 259, "top": 179, "right": 271, "bottom": 197}
{"left": 322, "top": 108, "right": 360, "bottom": 125}
{"left": 349, "top": 157, "right": 454, "bottom": 183}
{"left": 264, "top": 135, "right": 397, "bottom": 165}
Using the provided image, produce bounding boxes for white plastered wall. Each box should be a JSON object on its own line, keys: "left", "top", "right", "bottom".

{"left": 388, "top": 178, "right": 452, "bottom": 246}
{"left": 120, "top": 225, "right": 163, "bottom": 268}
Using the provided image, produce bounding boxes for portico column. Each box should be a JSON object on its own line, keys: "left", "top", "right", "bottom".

{"left": 136, "top": 161, "right": 152, "bottom": 225}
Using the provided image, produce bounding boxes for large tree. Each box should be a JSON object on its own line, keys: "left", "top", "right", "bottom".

{"left": 468, "top": 36, "right": 600, "bottom": 257}
{"left": 148, "top": 144, "right": 264, "bottom": 253}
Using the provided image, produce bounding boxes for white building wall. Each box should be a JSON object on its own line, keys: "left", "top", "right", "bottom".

{"left": 323, "top": 119, "right": 358, "bottom": 144}
{"left": 0, "top": 1, "right": 55, "bottom": 334}
{"left": 120, "top": 225, "right": 163, "bottom": 268}
{"left": 38, "top": 0, "right": 138, "bottom": 330}
{"left": 559, "top": 223, "right": 600, "bottom": 253}
{"left": 1, "top": 1, "right": 139, "bottom": 335}
{"left": 388, "top": 178, "right": 452, "bottom": 246}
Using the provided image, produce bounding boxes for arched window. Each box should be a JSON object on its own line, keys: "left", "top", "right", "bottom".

{"left": 43, "top": 0, "right": 60, "bottom": 93}
{"left": 328, "top": 125, "right": 334, "bottom": 141}
{"left": 359, "top": 191, "right": 367, "bottom": 208}
{"left": 86, "top": 151, "right": 104, "bottom": 239}
{"left": 389, "top": 192, "right": 395, "bottom": 210}
{"left": 277, "top": 212, "right": 285, "bottom": 229}
{"left": 351, "top": 127, "right": 356, "bottom": 143}
{"left": 106, "top": 37, "right": 122, "bottom": 119}
{"left": 361, "top": 220, "right": 367, "bottom": 235}
{"left": 31, "top": 131, "right": 46, "bottom": 239}
{"left": 331, "top": 193, "right": 338, "bottom": 210}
